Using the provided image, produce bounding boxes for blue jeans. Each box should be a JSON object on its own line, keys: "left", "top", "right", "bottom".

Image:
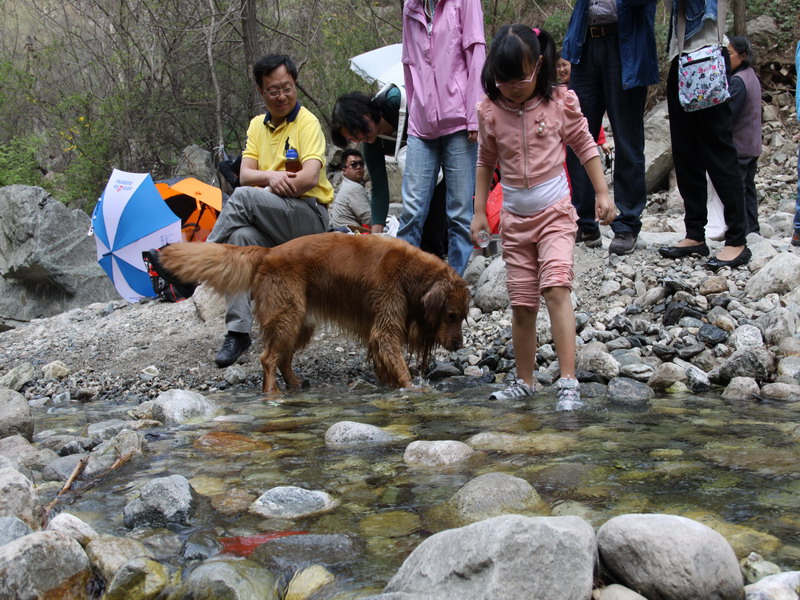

{"left": 398, "top": 132, "right": 477, "bottom": 276}
{"left": 795, "top": 145, "right": 800, "bottom": 232}
{"left": 566, "top": 33, "right": 647, "bottom": 236}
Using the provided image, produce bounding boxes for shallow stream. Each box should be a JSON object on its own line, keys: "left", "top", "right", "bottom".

{"left": 38, "top": 382, "right": 800, "bottom": 597}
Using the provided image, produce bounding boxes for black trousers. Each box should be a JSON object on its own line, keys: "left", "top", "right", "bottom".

{"left": 666, "top": 57, "right": 747, "bottom": 247}
{"left": 738, "top": 156, "right": 759, "bottom": 234}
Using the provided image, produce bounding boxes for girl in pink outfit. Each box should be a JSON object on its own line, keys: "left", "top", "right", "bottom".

{"left": 470, "top": 25, "right": 615, "bottom": 410}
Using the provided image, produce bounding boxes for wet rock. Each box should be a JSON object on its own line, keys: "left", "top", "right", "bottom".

{"left": 366, "top": 515, "right": 596, "bottom": 600}
{"left": 38, "top": 434, "right": 94, "bottom": 456}
{"left": 648, "top": 363, "right": 687, "bottom": 390}
{"left": 0, "top": 530, "right": 91, "bottom": 599}
{"left": 0, "top": 434, "right": 57, "bottom": 471}
{"left": 359, "top": 511, "right": 421, "bottom": 538}
{"left": 577, "top": 343, "right": 621, "bottom": 380}
{"left": 82, "top": 429, "right": 146, "bottom": 480}
{"left": 250, "top": 486, "right": 337, "bottom": 519}
{"left": 285, "top": 565, "right": 335, "bottom": 600}
{"left": 777, "top": 355, "right": 800, "bottom": 380}
{"left": 123, "top": 474, "right": 197, "bottom": 528}
{"left": 743, "top": 571, "right": 800, "bottom": 600}
{"left": 739, "top": 552, "right": 781, "bottom": 585}
{"left": 103, "top": 556, "right": 169, "bottom": 600}
{"left": 86, "top": 418, "right": 134, "bottom": 442}
{"left": 0, "top": 516, "right": 32, "bottom": 546}
{"left": 718, "top": 349, "right": 775, "bottom": 384}
{"left": 251, "top": 533, "right": 360, "bottom": 570}
{"left": 403, "top": 440, "right": 474, "bottom": 466}
{"left": 324, "top": 421, "right": 399, "bottom": 446}
{"left": 607, "top": 377, "right": 654, "bottom": 406}
{"left": 0, "top": 389, "right": 33, "bottom": 441}
{"left": 169, "top": 557, "right": 279, "bottom": 600}
{"left": 150, "top": 389, "right": 219, "bottom": 424}
{"left": 45, "top": 512, "right": 98, "bottom": 547}
{"left": 758, "top": 382, "right": 800, "bottom": 402}
{"left": 42, "top": 453, "right": 87, "bottom": 482}
{"left": 85, "top": 535, "right": 154, "bottom": 583}
{"left": 722, "top": 377, "right": 760, "bottom": 400}
{"left": 0, "top": 467, "right": 41, "bottom": 528}
{"left": 427, "top": 361, "right": 462, "bottom": 380}
{"left": 597, "top": 514, "right": 743, "bottom": 599}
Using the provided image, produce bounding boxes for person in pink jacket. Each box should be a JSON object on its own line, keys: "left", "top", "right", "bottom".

{"left": 398, "top": 0, "right": 486, "bottom": 277}
{"left": 470, "top": 25, "right": 615, "bottom": 410}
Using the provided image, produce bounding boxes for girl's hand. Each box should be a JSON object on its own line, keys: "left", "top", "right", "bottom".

{"left": 595, "top": 193, "right": 616, "bottom": 226}
{"left": 470, "top": 215, "right": 490, "bottom": 245}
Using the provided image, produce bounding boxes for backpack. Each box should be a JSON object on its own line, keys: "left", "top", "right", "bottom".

{"left": 141, "top": 247, "right": 197, "bottom": 302}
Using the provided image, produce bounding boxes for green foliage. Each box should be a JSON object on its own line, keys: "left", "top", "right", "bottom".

{"left": 0, "top": 136, "right": 44, "bottom": 188}
{"left": 544, "top": 10, "right": 572, "bottom": 45}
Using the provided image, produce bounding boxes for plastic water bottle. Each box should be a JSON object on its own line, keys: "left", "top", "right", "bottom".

{"left": 476, "top": 230, "right": 491, "bottom": 248}
{"left": 285, "top": 148, "right": 301, "bottom": 173}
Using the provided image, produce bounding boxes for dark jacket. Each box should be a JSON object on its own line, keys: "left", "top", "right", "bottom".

{"left": 729, "top": 66, "right": 762, "bottom": 158}
{"left": 562, "top": 0, "right": 659, "bottom": 89}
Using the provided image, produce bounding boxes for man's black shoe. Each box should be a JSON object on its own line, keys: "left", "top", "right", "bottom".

{"left": 576, "top": 228, "right": 602, "bottom": 248}
{"left": 215, "top": 332, "right": 252, "bottom": 367}
{"left": 609, "top": 232, "right": 638, "bottom": 255}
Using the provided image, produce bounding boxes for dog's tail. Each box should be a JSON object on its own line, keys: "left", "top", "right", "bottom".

{"left": 157, "top": 242, "right": 268, "bottom": 295}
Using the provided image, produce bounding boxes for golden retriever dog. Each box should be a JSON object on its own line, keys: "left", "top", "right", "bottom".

{"left": 157, "top": 233, "right": 470, "bottom": 393}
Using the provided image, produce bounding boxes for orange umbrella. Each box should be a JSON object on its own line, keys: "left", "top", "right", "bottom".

{"left": 155, "top": 177, "right": 222, "bottom": 242}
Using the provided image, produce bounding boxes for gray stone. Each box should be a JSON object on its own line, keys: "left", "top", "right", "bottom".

{"left": 577, "top": 345, "right": 620, "bottom": 381}
{"left": 82, "top": 429, "right": 146, "bottom": 480}
{"left": 0, "top": 516, "right": 32, "bottom": 547}
{"left": 123, "top": 475, "right": 196, "bottom": 528}
{"left": 0, "top": 185, "right": 117, "bottom": 328}
{"left": 0, "top": 467, "right": 41, "bottom": 528}
{"left": 0, "top": 363, "right": 35, "bottom": 392}
{"left": 648, "top": 363, "right": 687, "bottom": 390}
{"left": 85, "top": 535, "right": 154, "bottom": 583}
{"left": 745, "top": 252, "right": 800, "bottom": 298}
{"left": 607, "top": 377, "right": 654, "bottom": 406}
{"left": 777, "top": 355, "right": 800, "bottom": 380}
{"left": 86, "top": 419, "right": 133, "bottom": 442}
{"left": 755, "top": 308, "right": 796, "bottom": 346}
{"left": 250, "top": 486, "right": 337, "bottom": 519}
{"left": 0, "top": 530, "right": 91, "bottom": 598}
{"left": 41, "top": 360, "right": 70, "bottom": 379}
{"left": 719, "top": 349, "right": 775, "bottom": 384}
{"left": 697, "top": 323, "right": 729, "bottom": 346}
{"left": 597, "top": 514, "right": 743, "bottom": 600}
{"left": 758, "top": 382, "right": 800, "bottom": 402}
{"left": 0, "top": 388, "right": 33, "bottom": 440}
{"left": 377, "top": 515, "right": 596, "bottom": 600}
{"left": 644, "top": 101, "right": 673, "bottom": 193}
{"left": 722, "top": 377, "right": 760, "bottom": 400}
{"left": 150, "top": 389, "right": 218, "bottom": 425}
{"left": 743, "top": 571, "right": 800, "bottom": 600}
{"left": 103, "top": 556, "right": 170, "bottom": 600}
{"left": 739, "top": 552, "right": 781, "bottom": 585}
{"left": 403, "top": 440, "right": 474, "bottom": 466}
{"left": 0, "top": 434, "right": 57, "bottom": 470}
{"left": 730, "top": 325, "right": 764, "bottom": 351}
{"left": 251, "top": 533, "right": 360, "bottom": 570}
{"left": 473, "top": 256, "right": 509, "bottom": 312}
{"left": 594, "top": 584, "right": 648, "bottom": 600}
{"left": 172, "top": 556, "right": 279, "bottom": 600}
{"left": 42, "top": 453, "right": 88, "bottom": 482}
{"left": 324, "top": 421, "right": 399, "bottom": 446}
{"left": 45, "top": 512, "right": 98, "bottom": 547}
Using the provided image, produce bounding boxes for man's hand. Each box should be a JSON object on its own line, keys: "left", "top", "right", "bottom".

{"left": 267, "top": 171, "right": 299, "bottom": 197}
{"left": 470, "top": 213, "right": 490, "bottom": 245}
{"left": 468, "top": 130, "right": 478, "bottom": 143}
{"left": 595, "top": 192, "right": 616, "bottom": 226}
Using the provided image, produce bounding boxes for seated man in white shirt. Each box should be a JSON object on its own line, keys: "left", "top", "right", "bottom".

{"left": 330, "top": 149, "right": 371, "bottom": 229}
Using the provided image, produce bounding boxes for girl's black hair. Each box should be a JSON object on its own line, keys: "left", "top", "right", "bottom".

{"left": 481, "top": 24, "right": 558, "bottom": 103}
{"left": 728, "top": 36, "right": 755, "bottom": 68}
{"left": 330, "top": 92, "right": 383, "bottom": 148}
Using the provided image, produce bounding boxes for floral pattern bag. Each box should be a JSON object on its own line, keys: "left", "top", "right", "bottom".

{"left": 677, "top": 44, "right": 730, "bottom": 112}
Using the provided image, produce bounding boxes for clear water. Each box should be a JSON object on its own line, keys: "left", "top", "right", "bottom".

{"left": 39, "top": 383, "right": 800, "bottom": 596}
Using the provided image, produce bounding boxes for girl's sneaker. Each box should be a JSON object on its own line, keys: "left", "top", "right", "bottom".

{"left": 489, "top": 379, "right": 535, "bottom": 401}
{"left": 555, "top": 378, "right": 583, "bottom": 411}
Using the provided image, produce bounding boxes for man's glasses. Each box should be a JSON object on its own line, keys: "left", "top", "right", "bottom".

{"left": 495, "top": 65, "right": 539, "bottom": 90}
{"left": 346, "top": 160, "right": 365, "bottom": 168}
{"left": 263, "top": 84, "right": 296, "bottom": 98}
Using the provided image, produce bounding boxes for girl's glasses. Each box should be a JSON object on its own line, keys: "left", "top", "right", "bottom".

{"left": 495, "top": 65, "right": 539, "bottom": 90}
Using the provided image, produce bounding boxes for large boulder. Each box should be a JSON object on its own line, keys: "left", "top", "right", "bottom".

{"left": 0, "top": 530, "right": 92, "bottom": 599}
{"left": 0, "top": 185, "right": 117, "bottom": 329}
{"left": 0, "top": 388, "right": 33, "bottom": 440}
{"left": 366, "top": 515, "right": 597, "bottom": 600}
{"left": 597, "top": 514, "right": 743, "bottom": 600}
{"left": 643, "top": 100, "right": 673, "bottom": 193}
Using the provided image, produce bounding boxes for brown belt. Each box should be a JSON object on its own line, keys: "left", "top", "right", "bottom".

{"left": 588, "top": 23, "right": 618, "bottom": 38}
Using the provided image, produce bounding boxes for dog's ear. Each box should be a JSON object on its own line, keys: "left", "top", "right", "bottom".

{"left": 422, "top": 280, "right": 448, "bottom": 325}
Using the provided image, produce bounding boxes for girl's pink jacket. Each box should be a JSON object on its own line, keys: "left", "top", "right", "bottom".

{"left": 476, "top": 85, "right": 599, "bottom": 188}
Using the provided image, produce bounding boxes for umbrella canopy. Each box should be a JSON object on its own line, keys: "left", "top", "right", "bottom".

{"left": 349, "top": 43, "right": 404, "bottom": 88}
{"left": 155, "top": 177, "right": 222, "bottom": 242}
{"left": 92, "top": 169, "right": 182, "bottom": 302}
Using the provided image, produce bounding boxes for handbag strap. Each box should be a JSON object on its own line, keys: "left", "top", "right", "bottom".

{"left": 676, "top": 0, "right": 727, "bottom": 55}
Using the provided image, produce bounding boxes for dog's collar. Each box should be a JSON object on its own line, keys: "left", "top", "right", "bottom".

{"left": 264, "top": 102, "right": 301, "bottom": 129}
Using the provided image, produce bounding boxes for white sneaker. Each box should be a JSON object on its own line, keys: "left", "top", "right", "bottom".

{"left": 489, "top": 378, "right": 535, "bottom": 401}
{"left": 555, "top": 377, "right": 584, "bottom": 411}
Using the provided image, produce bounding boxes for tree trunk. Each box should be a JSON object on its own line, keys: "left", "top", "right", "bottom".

{"left": 241, "top": 0, "right": 261, "bottom": 112}
{"left": 732, "top": 0, "right": 747, "bottom": 36}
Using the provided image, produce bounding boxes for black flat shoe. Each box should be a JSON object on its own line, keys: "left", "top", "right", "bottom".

{"left": 658, "top": 243, "right": 710, "bottom": 259}
{"left": 706, "top": 247, "right": 752, "bottom": 272}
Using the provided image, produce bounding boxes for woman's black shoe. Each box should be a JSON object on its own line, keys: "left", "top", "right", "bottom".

{"left": 706, "top": 247, "right": 752, "bottom": 272}
{"left": 658, "top": 243, "right": 710, "bottom": 259}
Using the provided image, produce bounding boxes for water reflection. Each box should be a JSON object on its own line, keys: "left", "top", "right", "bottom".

{"left": 43, "top": 382, "right": 800, "bottom": 593}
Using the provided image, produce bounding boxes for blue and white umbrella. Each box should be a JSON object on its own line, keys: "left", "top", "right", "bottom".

{"left": 91, "top": 169, "right": 182, "bottom": 302}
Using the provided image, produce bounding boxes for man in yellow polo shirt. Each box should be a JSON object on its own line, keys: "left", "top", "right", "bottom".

{"left": 208, "top": 53, "right": 333, "bottom": 367}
